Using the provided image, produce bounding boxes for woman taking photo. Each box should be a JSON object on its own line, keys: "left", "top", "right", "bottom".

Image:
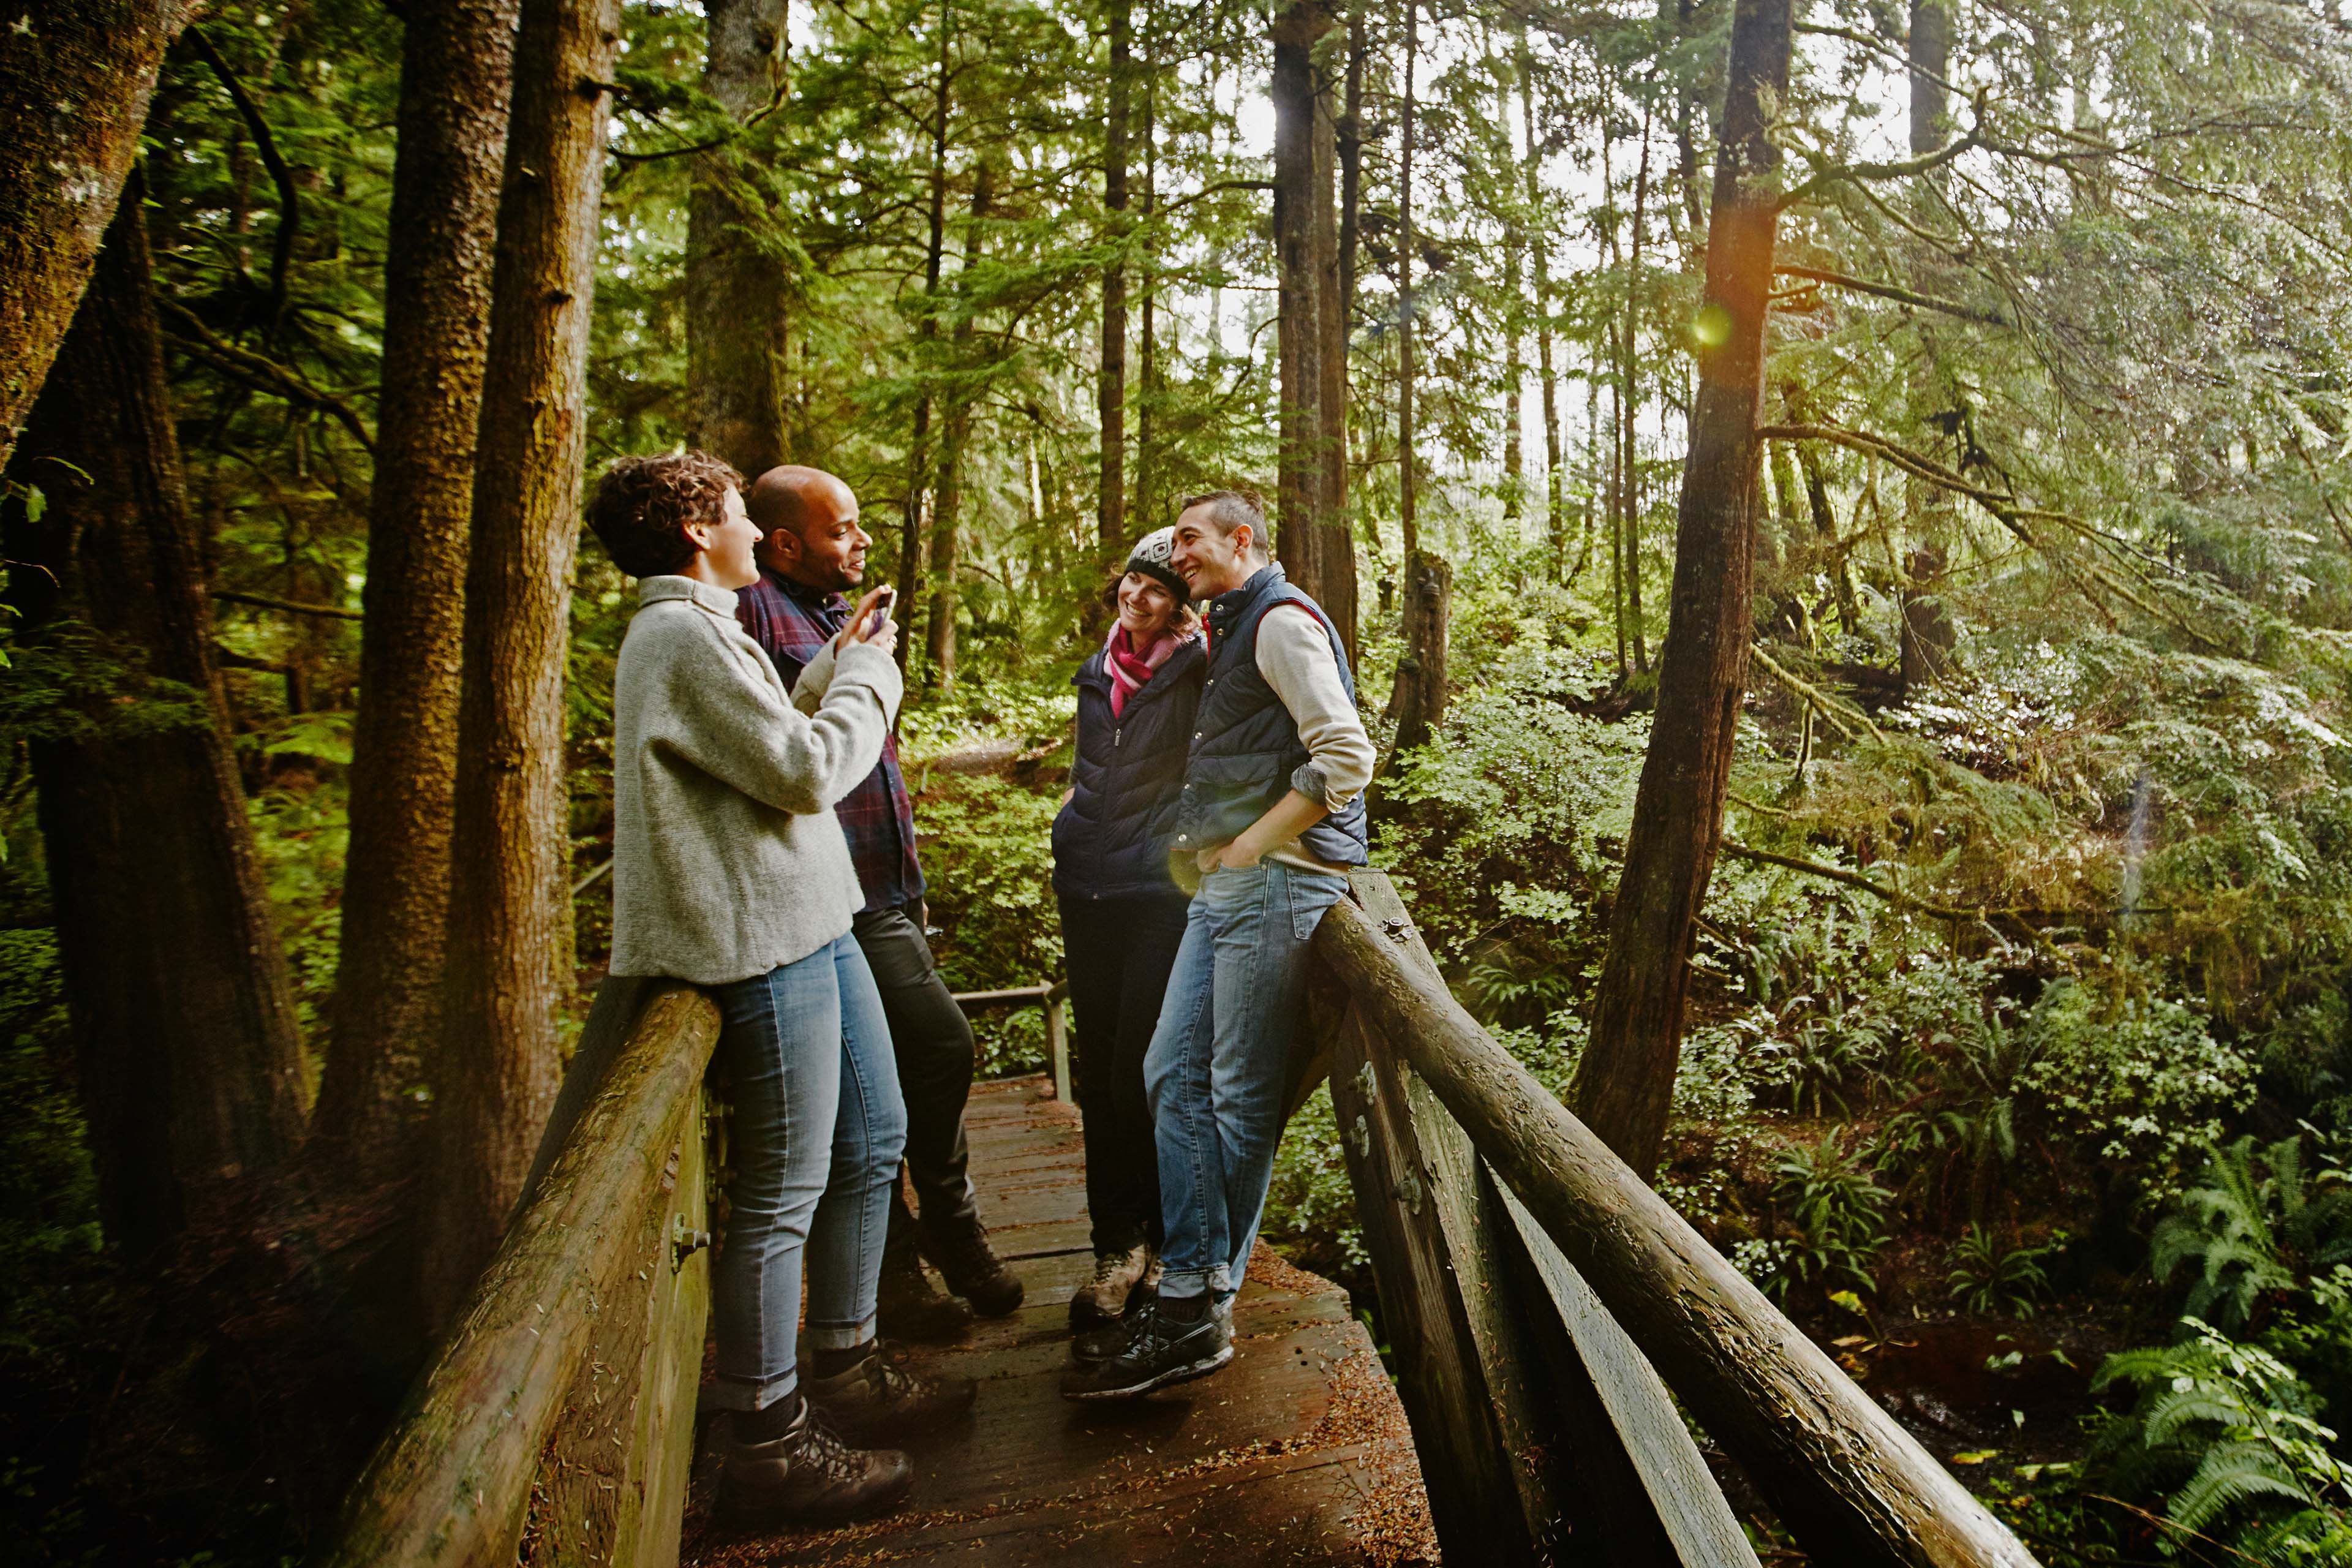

{"left": 591, "top": 451, "right": 971, "bottom": 1527}
{"left": 1053, "top": 527, "right": 1205, "bottom": 1333}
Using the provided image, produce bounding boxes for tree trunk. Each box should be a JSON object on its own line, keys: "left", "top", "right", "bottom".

{"left": 1337, "top": 9, "right": 1364, "bottom": 373}
{"left": 685, "top": 0, "right": 792, "bottom": 477}
{"left": 1908, "top": 0, "right": 1949, "bottom": 156}
{"left": 1900, "top": 0, "right": 1954, "bottom": 693}
{"left": 1312, "top": 18, "right": 1357, "bottom": 660}
{"left": 925, "top": 160, "right": 994, "bottom": 692}
{"left": 314, "top": 0, "right": 520, "bottom": 1190}
{"left": 1271, "top": 0, "right": 1327, "bottom": 600}
{"left": 0, "top": 0, "right": 196, "bottom": 473}
{"left": 1621, "top": 107, "right": 1653, "bottom": 674}
{"left": 7, "top": 181, "right": 307, "bottom": 1257}
{"left": 1570, "top": 0, "right": 1791, "bottom": 1180}
{"left": 1521, "top": 42, "right": 1563, "bottom": 578}
{"left": 1097, "top": 0, "right": 1130, "bottom": 579}
{"left": 1395, "top": 0, "right": 1419, "bottom": 564}
{"left": 425, "top": 0, "right": 622, "bottom": 1327}
{"left": 897, "top": 14, "right": 954, "bottom": 674}
{"left": 1135, "top": 70, "right": 1158, "bottom": 530}
{"left": 1390, "top": 550, "right": 1452, "bottom": 752}
{"left": 1498, "top": 55, "right": 1523, "bottom": 533}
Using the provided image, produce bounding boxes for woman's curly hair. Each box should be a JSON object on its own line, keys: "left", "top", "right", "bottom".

{"left": 584, "top": 450, "right": 746, "bottom": 578}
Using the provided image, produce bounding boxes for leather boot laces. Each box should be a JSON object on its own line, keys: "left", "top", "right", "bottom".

{"left": 794, "top": 1404, "right": 868, "bottom": 1485}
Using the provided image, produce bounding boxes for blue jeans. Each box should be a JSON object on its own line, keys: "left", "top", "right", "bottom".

{"left": 708, "top": 934, "right": 907, "bottom": 1411}
{"left": 1144, "top": 861, "right": 1350, "bottom": 1300}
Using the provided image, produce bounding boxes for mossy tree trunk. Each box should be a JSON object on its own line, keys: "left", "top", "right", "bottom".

{"left": 6, "top": 180, "right": 308, "bottom": 1256}
{"left": 686, "top": 0, "right": 793, "bottom": 477}
{"left": 314, "top": 0, "right": 521, "bottom": 1191}
{"left": 426, "top": 0, "right": 622, "bottom": 1327}
{"left": 1571, "top": 0, "right": 1791, "bottom": 1179}
{"left": 0, "top": 0, "right": 195, "bottom": 472}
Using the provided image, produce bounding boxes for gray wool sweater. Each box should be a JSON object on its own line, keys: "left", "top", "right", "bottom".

{"left": 608, "top": 575, "right": 902, "bottom": 986}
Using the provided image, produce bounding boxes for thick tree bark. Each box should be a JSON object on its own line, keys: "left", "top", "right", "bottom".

{"left": 1270, "top": 1, "right": 1327, "bottom": 598}
{"left": 1097, "top": 0, "right": 1130, "bottom": 577}
{"left": 1135, "top": 72, "right": 1158, "bottom": 529}
{"left": 1337, "top": 2, "right": 1365, "bottom": 426}
{"left": 314, "top": 0, "right": 520, "bottom": 1190}
{"left": 0, "top": 0, "right": 196, "bottom": 472}
{"left": 7, "top": 183, "right": 307, "bottom": 1256}
{"left": 897, "top": 16, "right": 954, "bottom": 673}
{"left": 925, "top": 160, "right": 994, "bottom": 691}
{"left": 1900, "top": 0, "right": 1954, "bottom": 692}
{"left": 1570, "top": 0, "right": 1791, "bottom": 1179}
{"left": 425, "top": 0, "right": 622, "bottom": 1327}
{"left": 685, "top": 0, "right": 793, "bottom": 476}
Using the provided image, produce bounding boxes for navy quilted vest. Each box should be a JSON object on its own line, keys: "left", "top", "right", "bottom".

{"left": 1170, "top": 565, "right": 1370, "bottom": 869}
{"left": 1052, "top": 636, "right": 1206, "bottom": 900}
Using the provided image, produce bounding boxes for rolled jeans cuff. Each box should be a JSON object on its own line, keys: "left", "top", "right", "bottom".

{"left": 806, "top": 1313, "right": 879, "bottom": 1353}
{"left": 710, "top": 1369, "right": 798, "bottom": 1412}
{"left": 1156, "top": 1265, "right": 1227, "bottom": 1300}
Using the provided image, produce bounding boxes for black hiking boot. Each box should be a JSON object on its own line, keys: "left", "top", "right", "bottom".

{"left": 803, "top": 1339, "right": 977, "bottom": 1445}
{"left": 1074, "top": 1284, "right": 1222, "bottom": 1365}
{"left": 922, "top": 1213, "right": 1024, "bottom": 1317}
{"left": 714, "top": 1396, "right": 912, "bottom": 1526}
{"left": 876, "top": 1243, "right": 974, "bottom": 1343}
{"left": 1060, "top": 1295, "right": 1233, "bottom": 1400}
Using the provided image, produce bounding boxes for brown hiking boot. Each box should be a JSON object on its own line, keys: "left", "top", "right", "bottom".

{"left": 804, "top": 1340, "right": 977, "bottom": 1445}
{"left": 922, "top": 1213, "right": 1024, "bottom": 1317}
{"left": 877, "top": 1250, "right": 975, "bottom": 1343}
{"left": 714, "top": 1398, "right": 911, "bottom": 1526}
{"left": 1069, "top": 1241, "right": 1153, "bottom": 1331}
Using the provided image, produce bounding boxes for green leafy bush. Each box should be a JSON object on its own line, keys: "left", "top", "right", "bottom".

{"left": 2017, "top": 977, "right": 2255, "bottom": 1200}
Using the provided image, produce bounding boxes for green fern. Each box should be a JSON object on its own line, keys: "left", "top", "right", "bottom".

{"left": 2092, "top": 1320, "right": 2352, "bottom": 1556}
{"left": 2151, "top": 1137, "right": 2352, "bottom": 1330}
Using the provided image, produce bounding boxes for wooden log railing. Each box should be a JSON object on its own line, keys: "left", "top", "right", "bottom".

{"left": 953, "top": 978, "right": 1071, "bottom": 1102}
{"left": 1310, "top": 870, "right": 2041, "bottom": 1568}
{"left": 323, "top": 980, "right": 721, "bottom": 1568}
{"left": 323, "top": 869, "right": 2044, "bottom": 1568}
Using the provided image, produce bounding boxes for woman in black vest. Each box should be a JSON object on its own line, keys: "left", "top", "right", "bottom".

{"left": 1052, "top": 527, "right": 1205, "bottom": 1333}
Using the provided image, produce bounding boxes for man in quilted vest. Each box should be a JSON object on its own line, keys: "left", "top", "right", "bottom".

{"left": 1064, "top": 489, "right": 1374, "bottom": 1400}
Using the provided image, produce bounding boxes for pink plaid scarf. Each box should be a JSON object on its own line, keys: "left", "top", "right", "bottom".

{"left": 1106, "top": 624, "right": 1180, "bottom": 718}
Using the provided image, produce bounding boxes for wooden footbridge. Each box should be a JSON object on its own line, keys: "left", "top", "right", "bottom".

{"left": 323, "top": 872, "right": 2041, "bottom": 1568}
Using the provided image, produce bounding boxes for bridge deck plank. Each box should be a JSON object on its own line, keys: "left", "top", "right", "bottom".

{"left": 684, "top": 1076, "right": 1434, "bottom": 1567}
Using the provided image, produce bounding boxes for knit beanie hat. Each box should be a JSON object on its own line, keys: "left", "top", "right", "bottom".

{"left": 1125, "top": 526, "right": 1189, "bottom": 604}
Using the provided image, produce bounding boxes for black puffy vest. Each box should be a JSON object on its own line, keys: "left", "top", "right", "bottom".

{"left": 1170, "top": 565, "right": 1370, "bottom": 868}
{"left": 1052, "top": 635, "right": 1206, "bottom": 900}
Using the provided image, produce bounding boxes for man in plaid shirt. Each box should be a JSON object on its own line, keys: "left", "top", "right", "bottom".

{"left": 737, "top": 466, "right": 1025, "bottom": 1340}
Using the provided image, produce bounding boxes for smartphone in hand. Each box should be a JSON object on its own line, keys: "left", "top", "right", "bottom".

{"left": 873, "top": 587, "right": 897, "bottom": 625}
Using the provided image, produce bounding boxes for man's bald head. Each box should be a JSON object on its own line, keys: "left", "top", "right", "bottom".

{"left": 748, "top": 466, "right": 870, "bottom": 592}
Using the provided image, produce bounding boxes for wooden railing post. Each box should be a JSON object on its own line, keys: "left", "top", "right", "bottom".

{"left": 1318, "top": 871, "right": 1757, "bottom": 1567}
{"left": 1313, "top": 883, "right": 2042, "bottom": 1568}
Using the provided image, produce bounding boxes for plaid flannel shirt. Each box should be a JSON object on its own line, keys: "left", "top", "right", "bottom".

{"left": 735, "top": 568, "right": 925, "bottom": 915}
